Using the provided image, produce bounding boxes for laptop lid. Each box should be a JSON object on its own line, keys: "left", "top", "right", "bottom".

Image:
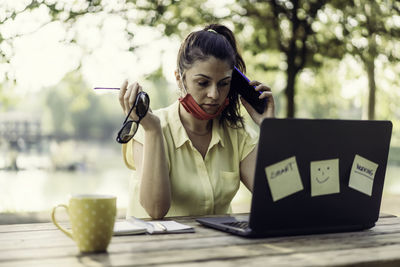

{"left": 249, "top": 118, "right": 392, "bottom": 233}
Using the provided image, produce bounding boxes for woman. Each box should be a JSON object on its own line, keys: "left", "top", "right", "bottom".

{"left": 119, "top": 24, "right": 275, "bottom": 219}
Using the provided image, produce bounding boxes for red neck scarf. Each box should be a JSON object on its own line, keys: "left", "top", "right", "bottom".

{"left": 179, "top": 94, "right": 229, "bottom": 120}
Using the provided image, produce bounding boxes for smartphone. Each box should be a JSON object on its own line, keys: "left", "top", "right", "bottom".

{"left": 230, "top": 66, "right": 267, "bottom": 114}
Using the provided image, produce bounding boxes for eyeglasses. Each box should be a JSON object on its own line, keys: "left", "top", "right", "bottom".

{"left": 116, "top": 91, "right": 150, "bottom": 144}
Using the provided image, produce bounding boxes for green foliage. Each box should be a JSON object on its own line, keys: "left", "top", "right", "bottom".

{"left": 296, "top": 59, "right": 360, "bottom": 119}
{"left": 324, "top": 0, "right": 400, "bottom": 119}
{"left": 140, "top": 67, "right": 177, "bottom": 110}
{"left": 330, "top": 0, "right": 400, "bottom": 62}
{"left": 124, "top": 0, "right": 214, "bottom": 38}
{"left": 233, "top": 0, "right": 331, "bottom": 117}
{"left": 0, "top": 82, "right": 18, "bottom": 110}
{"left": 1, "top": 0, "right": 400, "bottom": 142}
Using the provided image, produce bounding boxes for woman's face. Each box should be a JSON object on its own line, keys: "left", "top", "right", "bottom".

{"left": 178, "top": 56, "right": 232, "bottom": 115}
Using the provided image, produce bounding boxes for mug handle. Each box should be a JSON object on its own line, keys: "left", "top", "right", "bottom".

{"left": 51, "top": 204, "right": 73, "bottom": 239}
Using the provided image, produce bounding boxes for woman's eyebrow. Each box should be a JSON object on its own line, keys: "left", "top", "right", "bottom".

{"left": 194, "top": 74, "right": 211, "bottom": 79}
{"left": 194, "top": 74, "right": 231, "bottom": 81}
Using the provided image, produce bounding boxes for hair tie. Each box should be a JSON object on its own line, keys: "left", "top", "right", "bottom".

{"left": 207, "top": 29, "right": 218, "bottom": 34}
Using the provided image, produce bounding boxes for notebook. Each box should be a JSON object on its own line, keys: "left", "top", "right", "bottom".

{"left": 196, "top": 118, "right": 392, "bottom": 237}
{"left": 113, "top": 216, "right": 194, "bottom": 235}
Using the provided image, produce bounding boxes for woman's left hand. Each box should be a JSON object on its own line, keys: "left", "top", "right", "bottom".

{"left": 240, "top": 80, "right": 275, "bottom": 126}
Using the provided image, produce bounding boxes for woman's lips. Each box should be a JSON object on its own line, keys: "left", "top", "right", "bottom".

{"left": 201, "top": 104, "right": 219, "bottom": 113}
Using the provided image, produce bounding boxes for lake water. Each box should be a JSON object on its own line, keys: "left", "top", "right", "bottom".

{"left": 0, "top": 168, "right": 131, "bottom": 212}
{"left": 0, "top": 143, "right": 132, "bottom": 213}
{"left": 1, "top": 153, "right": 400, "bottom": 215}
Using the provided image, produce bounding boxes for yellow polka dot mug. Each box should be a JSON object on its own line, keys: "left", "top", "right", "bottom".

{"left": 51, "top": 194, "right": 116, "bottom": 253}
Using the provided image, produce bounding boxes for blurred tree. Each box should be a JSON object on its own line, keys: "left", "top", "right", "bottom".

{"left": 43, "top": 71, "right": 120, "bottom": 140}
{"left": 141, "top": 66, "right": 176, "bottom": 109}
{"left": 328, "top": 0, "right": 400, "bottom": 120}
{"left": 0, "top": 0, "right": 331, "bottom": 118}
{"left": 124, "top": 0, "right": 332, "bottom": 118}
{"left": 2, "top": 0, "right": 399, "bottom": 120}
{"left": 0, "top": 83, "right": 18, "bottom": 110}
{"left": 235, "top": 0, "right": 330, "bottom": 118}
{"left": 0, "top": 0, "right": 103, "bottom": 64}
{"left": 124, "top": 0, "right": 210, "bottom": 35}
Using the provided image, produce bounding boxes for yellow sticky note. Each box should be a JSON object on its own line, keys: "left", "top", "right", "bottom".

{"left": 310, "top": 159, "right": 340, "bottom": 197}
{"left": 348, "top": 154, "right": 379, "bottom": 196}
{"left": 265, "top": 156, "right": 304, "bottom": 202}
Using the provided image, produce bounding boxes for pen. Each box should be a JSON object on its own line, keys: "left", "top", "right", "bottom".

{"left": 155, "top": 222, "right": 167, "bottom": 232}
{"left": 94, "top": 87, "right": 120, "bottom": 90}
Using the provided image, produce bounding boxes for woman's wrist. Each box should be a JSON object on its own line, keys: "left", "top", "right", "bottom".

{"left": 141, "top": 113, "right": 162, "bottom": 133}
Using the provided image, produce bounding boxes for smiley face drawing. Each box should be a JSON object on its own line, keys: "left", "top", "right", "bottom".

{"left": 310, "top": 159, "right": 340, "bottom": 197}
{"left": 316, "top": 165, "right": 331, "bottom": 184}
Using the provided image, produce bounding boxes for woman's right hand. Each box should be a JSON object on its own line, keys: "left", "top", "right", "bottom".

{"left": 119, "top": 80, "right": 170, "bottom": 219}
{"left": 118, "top": 80, "right": 161, "bottom": 132}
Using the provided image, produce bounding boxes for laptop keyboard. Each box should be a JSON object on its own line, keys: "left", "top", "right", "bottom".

{"left": 223, "top": 221, "right": 249, "bottom": 229}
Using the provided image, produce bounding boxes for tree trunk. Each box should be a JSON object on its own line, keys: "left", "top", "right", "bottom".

{"left": 366, "top": 59, "right": 376, "bottom": 120}
{"left": 285, "top": 51, "right": 297, "bottom": 118}
{"left": 285, "top": 67, "right": 296, "bottom": 118}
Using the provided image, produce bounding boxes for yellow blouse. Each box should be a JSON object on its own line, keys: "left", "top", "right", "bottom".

{"left": 122, "top": 101, "right": 258, "bottom": 218}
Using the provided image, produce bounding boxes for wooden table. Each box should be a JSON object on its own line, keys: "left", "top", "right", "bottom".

{"left": 1, "top": 214, "right": 400, "bottom": 266}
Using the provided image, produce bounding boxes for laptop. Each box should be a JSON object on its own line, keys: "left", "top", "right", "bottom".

{"left": 196, "top": 118, "right": 393, "bottom": 237}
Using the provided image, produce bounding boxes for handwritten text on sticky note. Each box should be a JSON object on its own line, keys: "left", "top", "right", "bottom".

{"left": 265, "top": 156, "right": 304, "bottom": 202}
{"left": 348, "top": 154, "right": 378, "bottom": 196}
{"left": 310, "top": 159, "right": 340, "bottom": 197}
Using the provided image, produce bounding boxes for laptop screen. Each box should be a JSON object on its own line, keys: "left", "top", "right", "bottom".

{"left": 250, "top": 119, "right": 392, "bottom": 231}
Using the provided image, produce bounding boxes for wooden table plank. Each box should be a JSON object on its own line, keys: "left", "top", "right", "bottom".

{"left": 155, "top": 245, "right": 400, "bottom": 267}
{"left": 2, "top": 241, "right": 400, "bottom": 267}
{"left": 0, "top": 232, "right": 398, "bottom": 265}
{"left": 0, "top": 214, "right": 399, "bottom": 267}
{"left": 1, "top": 216, "right": 400, "bottom": 251}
